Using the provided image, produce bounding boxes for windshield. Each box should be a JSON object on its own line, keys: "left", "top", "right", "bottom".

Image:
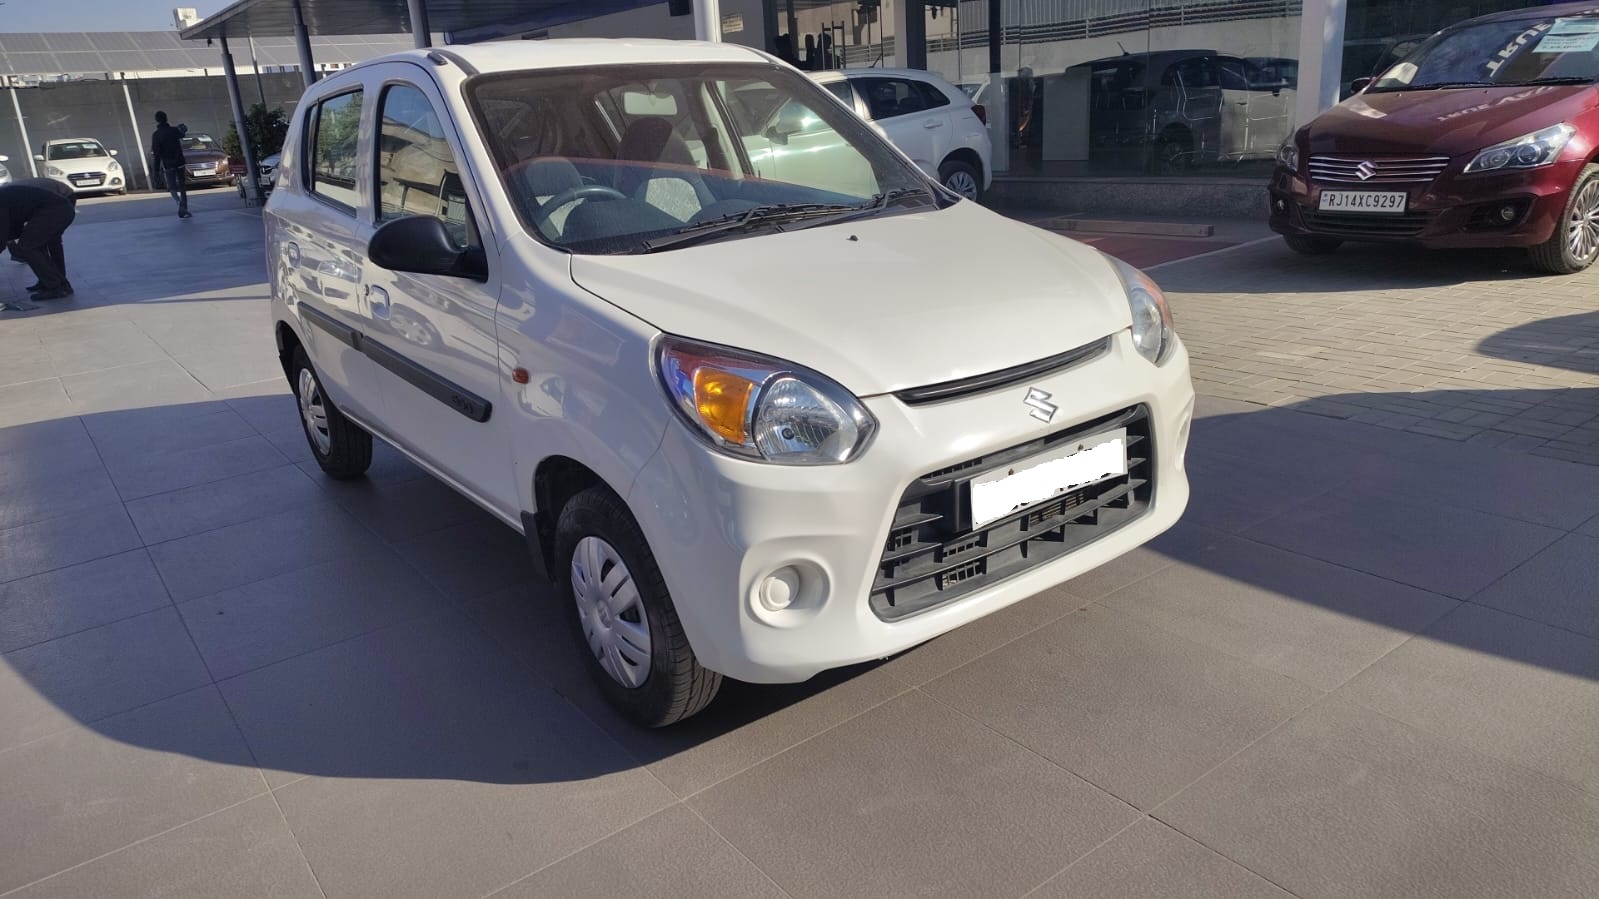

{"left": 46, "top": 141, "right": 107, "bottom": 160}
{"left": 467, "top": 62, "right": 938, "bottom": 254}
{"left": 1371, "top": 14, "right": 1599, "bottom": 91}
{"left": 180, "top": 134, "right": 221, "bottom": 152}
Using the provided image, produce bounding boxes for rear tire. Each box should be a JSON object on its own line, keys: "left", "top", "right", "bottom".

{"left": 556, "top": 486, "right": 720, "bottom": 728}
{"left": 1530, "top": 164, "right": 1599, "bottom": 275}
{"left": 290, "top": 347, "right": 372, "bottom": 480}
{"left": 1153, "top": 132, "right": 1192, "bottom": 175}
{"left": 939, "top": 159, "right": 983, "bottom": 202}
{"left": 1283, "top": 234, "right": 1342, "bottom": 255}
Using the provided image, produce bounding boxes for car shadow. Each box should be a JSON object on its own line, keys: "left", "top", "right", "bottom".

{"left": 1175, "top": 237, "right": 1581, "bottom": 293}
{"left": 1476, "top": 309, "right": 1599, "bottom": 376}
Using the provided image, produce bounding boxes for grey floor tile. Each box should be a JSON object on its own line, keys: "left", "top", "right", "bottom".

{"left": 924, "top": 606, "right": 1318, "bottom": 810}
{"left": 296, "top": 436, "right": 429, "bottom": 486}
{"left": 0, "top": 550, "right": 172, "bottom": 653}
{"left": 9, "top": 795, "right": 320, "bottom": 899}
{"left": 1340, "top": 603, "right": 1599, "bottom": 795}
{"left": 0, "top": 503, "right": 142, "bottom": 584}
{"left": 262, "top": 424, "right": 317, "bottom": 465}
{"left": 101, "top": 434, "right": 289, "bottom": 501}
{"left": 690, "top": 691, "right": 1139, "bottom": 899}
{"left": 323, "top": 473, "right": 494, "bottom": 543}
{"left": 0, "top": 378, "right": 73, "bottom": 428}
{"left": 881, "top": 582, "right": 1084, "bottom": 687}
{"left": 1580, "top": 511, "right": 1599, "bottom": 537}
{"left": 0, "top": 606, "right": 212, "bottom": 751}
{"left": 1473, "top": 532, "right": 1599, "bottom": 639}
{"left": 1157, "top": 697, "right": 1599, "bottom": 899}
{"left": 0, "top": 453, "right": 120, "bottom": 531}
{"left": 0, "top": 415, "right": 95, "bottom": 461}
{"left": 42, "top": 324, "right": 170, "bottom": 377}
{"left": 466, "top": 586, "right": 909, "bottom": 798}
{"left": 83, "top": 403, "right": 253, "bottom": 462}
{"left": 229, "top": 614, "right": 674, "bottom": 897}
{"left": 1243, "top": 488, "right": 1562, "bottom": 599}
{"left": 225, "top": 392, "right": 299, "bottom": 435}
{"left": 0, "top": 339, "right": 57, "bottom": 388}
{"left": 62, "top": 360, "right": 213, "bottom": 415}
{"left": 0, "top": 687, "right": 265, "bottom": 894}
{"left": 495, "top": 804, "right": 785, "bottom": 899}
{"left": 148, "top": 503, "right": 383, "bottom": 602}
{"left": 1191, "top": 395, "right": 1265, "bottom": 420}
{"left": 173, "top": 350, "right": 286, "bottom": 392}
{"left": 1354, "top": 448, "right": 1599, "bottom": 530}
{"left": 1063, "top": 520, "right": 1228, "bottom": 600}
{"left": 125, "top": 464, "right": 324, "bottom": 544}
{"left": 394, "top": 516, "right": 535, "bottom": 601}
{"left": 1029, "top": 818, "right": 1291, "bottom": 899}
{"left": 1100, "top": 534, "right": 1458, "bottom": 690}
{"left": 180, "top": 543, "right": 451, "bottom": 680}
{"left": 1181, "top": 446, "right": 1348, "bottom": 533}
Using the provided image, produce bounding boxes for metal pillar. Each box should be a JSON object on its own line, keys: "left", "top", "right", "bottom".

{"left": 987, "top": 0, "right": 1008, "bottom": 173}
{"left": 694, "top": 0, "right": 722, "bottom": 42}
{"left": 292, "top": 0, "right": 318, "bottom": 88}
{"left": 407, "top": 0, "right": 432, "bottom": 48}
{"left": 221, "top": 35, "right": 265, "bottom": 207}
{"left": 248, "top": 36, "right": 268, "bottom": 107}
{"left": 894, "top": 0, "right": 926, "bottom": 70}
{"left": 1295, "top": 0, "right": 1347, "bottom": 128}
{"left": 121, "top": 81, "right": 153, "bottom": 191}
{"left": 988, "top": 0, "right": 1001, "bottom": 75}
{"left": 9, "top": 88, "right": 35, "bottom": 177}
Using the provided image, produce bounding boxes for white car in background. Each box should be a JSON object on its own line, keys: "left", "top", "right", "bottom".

{"left": 0, "top": 155, "right": 11, "bottom": 186}
{"left": 36, "top": 138, "right": 127, "bottom": 196}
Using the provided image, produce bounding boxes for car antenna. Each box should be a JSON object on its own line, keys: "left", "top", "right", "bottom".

{"left": 1117, "top": 41, "right": 1130, "bottom": 56}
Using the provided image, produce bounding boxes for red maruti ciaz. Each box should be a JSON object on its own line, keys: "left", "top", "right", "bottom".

{"left": 1270, "top": 2, "right": 1599, "bottom": 274}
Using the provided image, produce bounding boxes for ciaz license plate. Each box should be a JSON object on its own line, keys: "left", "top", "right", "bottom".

{"left": 969, "top": 430, "right": 1128, "bottom": 529}
{"left": 1319, "top": 190, "right": 1407, "bottom": 214}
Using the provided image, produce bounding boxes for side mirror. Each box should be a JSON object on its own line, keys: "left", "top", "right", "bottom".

{"left": 1350, "top": 76, "right": 1373, "bottom": 94}
{"left": 110, "top": 149, "right": 119, "bottom": 157}
{"left": 368, "top": 216, "right": 487, "bottom": 282}
{"left": 768, "top": 104, "right": 808, "bottom": 144}
{"left": 0, "top": 155, "right": 7, "bottom": 162}
{"left": 33, "top": 154, "right": 44, "bottom": 162}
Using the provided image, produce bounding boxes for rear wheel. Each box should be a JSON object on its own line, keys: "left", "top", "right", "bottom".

{"left": 1530, "top": 164, "right": 1599, "bottom": 275}
{"left": 1153, "top": 132, "right": 1192, "bottom": 175}
{"left": 1283, "top": 234, "right": 1343, "bottom": 255}
{"left": 291, "top": 347, "right": 372, "bottom": 480}
{"left": 939, "top": 159, "right": 982, "bottom": 202}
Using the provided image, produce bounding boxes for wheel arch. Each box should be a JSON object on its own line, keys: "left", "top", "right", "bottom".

{"left": 524, "top": 455, "right": 619, "bottom": 584}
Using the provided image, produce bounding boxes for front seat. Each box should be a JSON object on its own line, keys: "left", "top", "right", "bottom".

{"left": 614, "top": 117, "right": 713, "bottom": 222}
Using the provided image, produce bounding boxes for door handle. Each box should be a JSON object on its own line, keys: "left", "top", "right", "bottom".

{"left": 924, "top": 119, "right": 943, "bottom": 129}
{"left": 366, "top": 284, "right": 390, "bottom": 320}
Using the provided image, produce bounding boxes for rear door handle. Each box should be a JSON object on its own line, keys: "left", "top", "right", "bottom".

{"left": 924, "top": 119, "right": 943, "bottom": 129}
{"left": 366, "top": 284, "right": 390, "bottom": 320}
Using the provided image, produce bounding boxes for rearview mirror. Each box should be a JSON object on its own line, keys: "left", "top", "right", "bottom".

{"left": 1350, "top": 76, "right": 1373, "bottom": 94}
{"left": 368, "top": 216, "right": 487, "bottom": 282}
{"left": 768, "top": 102, "right": 809, "bottom": 144}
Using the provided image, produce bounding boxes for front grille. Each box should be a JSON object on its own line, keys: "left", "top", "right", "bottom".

{"left": 871, "top": 405, "right": 1153, "bottom": 621}
{"left": 1301, "top": 208, "right": 1431, "bottom": 237}
{"left": 67, "top": 172, "right": 103, "bottom": 182}
{"left": 1308, "top": 155, "right": 1451, "bottom": 184}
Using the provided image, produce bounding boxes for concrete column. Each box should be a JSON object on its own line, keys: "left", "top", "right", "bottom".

{"left": 121, "top": 81, "right": 153, "bottom": 191}
{"left": 407, "top": 0, "right": 432, "bottom": 49}
{"left": 292, "top": 0, "right": 318, "bottom": 88}
{"left": 892, "top": 0, "right": 927, "bottom": 69}
{"left": 221, "top": 35, "right": 264, "bottom": 207}
{"left": 9, "top": 88, "right": 36, "bottom": 177}
{"left": 987, "top": 0, "right": 1008, "bottom": 172}
{"left": 1295, "top": 0, "right": 1348, "bottom": 127}
{"left": 695, "top": 0, "right": 722, "bottom": 42}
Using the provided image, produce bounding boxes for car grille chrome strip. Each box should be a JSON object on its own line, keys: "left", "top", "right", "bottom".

{"left": 870, "top": 404, "right": 1154, "bottom": 621}
{"left": 1308, "top": 155, "right": 1451, "bottom": 184}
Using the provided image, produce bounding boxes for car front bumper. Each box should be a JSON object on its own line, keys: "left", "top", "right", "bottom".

{"left": 629, "top": 330, "right": 1194, "bottom": 683}
{"left": 1268, "top": 159, "right": 1582, "bottom": 248}
{"left": 54, "top": 173, "right": 124, "bottom": 194}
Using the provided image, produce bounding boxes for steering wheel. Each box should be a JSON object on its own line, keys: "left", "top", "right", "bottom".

{"left": 533, "top": 184, "right": 627, "bottom": 233}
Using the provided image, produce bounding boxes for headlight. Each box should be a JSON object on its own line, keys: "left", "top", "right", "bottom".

{"left": 1108, "top": 256, "right": 1175, "bottom": 365}
{"left": 46, "top": 165, "right": 64, "bottom": 176}
{"left": 1276, "top": 140, "right": 1300, "bottom": 171}
{"left": 1463, "top": 124, "right": 1575, "bottom": 174}
{"left": 656, "top": 336, "right": 876, "bottom": 465}
{"left": 108, "top": 160, "right": 122, "bottom": 171}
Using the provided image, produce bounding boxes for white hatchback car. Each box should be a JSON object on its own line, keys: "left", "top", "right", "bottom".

{"left": 267, "top": 39, "right": 1193, "bottom": 726}
{"left": 36, "top": 138, "right": 127, "bottom": 196}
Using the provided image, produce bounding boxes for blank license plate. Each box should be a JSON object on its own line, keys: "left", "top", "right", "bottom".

{"left": 969, "top": 430, "right": 1127, "bottom": 529}
{"left": 1319, "top": 191, "right": 1406, "bottom": 214}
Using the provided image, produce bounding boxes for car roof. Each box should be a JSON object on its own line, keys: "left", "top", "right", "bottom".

{"left": 1072, "top": 49, "right": 1220, "bottom": 69}
{"left": 47, "top": 137, "right": 102, "bottom": 144}
{"left": 342, "top": 39, "right": 769, "bottom": 78}
{"left": 1467, "top": 2, "right": 1599, "bottom": 25}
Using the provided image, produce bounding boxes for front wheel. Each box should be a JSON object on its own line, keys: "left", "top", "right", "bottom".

{"left": 939, "top": 159, "right": 982, "bottom": 202}
{"left": 1530, "top": 164, "right": 1599, "bottom": 275}
{"left": 290, "top": 347, "right": 372, "bottom": 480}
{"left": 1283, "top": 234, "right": 1343, "bottom": 255}
{"left": 555, "top": 486, "right": 720, "bottom": 727}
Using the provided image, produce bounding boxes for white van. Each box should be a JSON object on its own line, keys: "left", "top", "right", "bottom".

{"left": 267, "top": 39, "right": 1194, "bottom": 726}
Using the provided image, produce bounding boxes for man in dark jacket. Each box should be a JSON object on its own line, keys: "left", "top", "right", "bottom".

{"left": 150, "top": 110, "right": 191, "bottom": 218}
{"left": 0, "top": 177, "right": 76, "bottom": 300}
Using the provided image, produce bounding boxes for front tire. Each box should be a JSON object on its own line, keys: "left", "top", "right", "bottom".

{"left": 555, "top": 486, "right": 720, "bottom": 727}
{"left": 1283, "top": 234, "right": 1343, "bottom": 255}
{"left": 939, "top": 159, "right": 982, "bottom": 202}
{"left": 290, "top": 347, "right": 372, "bottom": 480}
{"left": 1530, "top": 164, "right": 1599, "bottom": 275}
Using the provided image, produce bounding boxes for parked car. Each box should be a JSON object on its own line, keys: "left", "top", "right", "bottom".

{"left": 0, "top": 155, "right": 11, "bottom": 186}
{"left": 267, "top": 40, "right": 1193, "bottom": 727}
{"left": 234, "top": 152, "right": 281, "bottom": 199}
{"left": 808, "top": 68, "right": 993, "bottom": 200}
{"left": 35, "top": 138, "right": 126, "bottom": 195}
{"left": 176, "top": 133, "right": 235, "bottom": 187}
{"left": 1270, "top": 2, "right": 1599, "bottom": 274}
{"left": 1070, "top": 50, "right": 1297, "bottom": 173}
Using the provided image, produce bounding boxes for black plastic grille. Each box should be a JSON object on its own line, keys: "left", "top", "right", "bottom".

{"left": 1301, "top": 208, "right": 1431, "bottom": 237}
{"left": 870, "top": 405, "right": 1153, "bottom": 621}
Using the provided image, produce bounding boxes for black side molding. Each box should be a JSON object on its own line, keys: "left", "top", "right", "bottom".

{"left": 362, "top": 337, "right": 493, "bottom": 423}
{"left": 893, "top": 337, "right": 1112, "bottom": 406}
{"left": 298, "top": 303, "right": 360, "bottom": 349}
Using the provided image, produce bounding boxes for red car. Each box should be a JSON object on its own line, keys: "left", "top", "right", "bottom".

{"left": 1270, "top": 2, "right": 1599, "bottom": 274}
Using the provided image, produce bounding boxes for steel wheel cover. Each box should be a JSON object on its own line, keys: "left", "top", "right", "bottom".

{"left": 945, "top": 169, "right": 979, "bottom": 200}
{"left": 297, "top": 367, "right": 332, "bottom": 455}
{"left": 570, "top": 536, "right": 652, "bottom": 688}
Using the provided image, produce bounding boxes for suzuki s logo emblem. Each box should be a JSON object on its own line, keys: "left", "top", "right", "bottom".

{"left": 1024, "top": 387, "right": 1057, "bottom": 423}
{"left": 1355, "top": 161, "right": 1378, "bottom": 181}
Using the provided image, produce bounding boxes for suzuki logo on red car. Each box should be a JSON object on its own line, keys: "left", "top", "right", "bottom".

{"left": 1355, "top": 161, "right": 1378, "bottom": 181}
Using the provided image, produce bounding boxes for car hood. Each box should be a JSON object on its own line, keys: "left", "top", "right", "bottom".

{"left": 1306, "top": 84, "right": 1595, "bottom": 156}
{"left": 568, "top": 201, "right": 1132, "bottom": 397}
{"left": 46, "top": 156, "right": 116, "bottom": 173}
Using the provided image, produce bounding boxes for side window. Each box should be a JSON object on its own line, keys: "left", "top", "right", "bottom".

{"left": 822, "top": 80, "right": 855, "bottom": 108}
{"left": 375, "top": 83, "right": 474, "bottom": 246}
{"left": 1217, "top": 59, "right": 1252, "bottom": 91}
{"left": 309, "top": 90, "right": 363, "bottom": 210}
{"left": 858, "top": 78, "right": 937, "bottom": 121}
{"left": 911, "top": 80, "right": 951, "bottom": 111}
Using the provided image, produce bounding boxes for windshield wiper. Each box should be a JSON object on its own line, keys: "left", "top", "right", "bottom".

{"left": 1514, "top": 76, "right": 1596, "bottom": 86}
{"left": 638, "top": 188, "right": 930, "bottom": 252}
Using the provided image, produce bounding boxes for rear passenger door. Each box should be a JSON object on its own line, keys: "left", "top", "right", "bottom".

{"left": 853, "top": 76, "right": 950, "bottom": 178}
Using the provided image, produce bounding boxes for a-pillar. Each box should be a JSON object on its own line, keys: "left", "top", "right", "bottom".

{"left": 1295, "top": 0, "right": 1348, "bottom": 128}
{"left": 220, "top": 34, "right": 264, "bottom": 207}
{"left": 292, "top": 0, "right": 318, "bottom": 88}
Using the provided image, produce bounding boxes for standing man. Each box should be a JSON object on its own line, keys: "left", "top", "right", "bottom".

{"left": 0, "top": 177, "right": 76, "bottom": 300}
{"left": 150, "top": 111, "right": 191, "bottom": 219}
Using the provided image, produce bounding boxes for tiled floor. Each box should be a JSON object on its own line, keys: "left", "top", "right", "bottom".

{"left": 1, "top": 192, "right": 1597, "bottom": 897}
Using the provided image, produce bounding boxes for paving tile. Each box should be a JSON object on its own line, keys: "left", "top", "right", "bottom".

{"left": 924, "top": 605, "right": 1318, "bottom": 810}
{"left": 0, "top": 451, "right": 120, "bottom": 530}
{"left": 1340, "top": 603, "right": 1599, "bottom": 796}
{"left": 322, "top": 472, "right": 494, "bottom": 543}
{"left": 173, "top": 350, "right": 287, "bottom": 392}
{"left": 1157, "top": 697, "right": 1599, "bottom": 899}
{"left": 0, "top": 415, "right": 96, "bottom": 464}
{"left": 125, "top": 464, "right": 324, "bottom": 544}
{"left": 880, "top": 582, "right": 1085, "bottom": 687}
{"left": 40, "top": 323, "right": 170, "bottom": 377}
{"left": 0, "top": 339, "right": 57, "bottom": 388}
{"left": 1100, "top": 534, "right": 1457, "bottom": 690}
{"left": 691, "top": 691, "right": 1139, "bottom": 899}
{"left": 225, "top": 392, "right": 298, "bottom": 434}
{"left": 1062, "top": 520, "right": 1227, "bottom": 600}
{"left": 83, "top": 402, "right": 254, "bottom": 462}
{"left": 179, "top": 542, "right": 451, "bottom": 679}
{"left": 9, "top": 795, "right": 320, "bottom": 899}
{"left": 1180, "top": 445, "right": 1348, "bottom": 533}
{"left": 1349, "top": 445, "right": 1599, "bottom": 530}
{"left": 62, "top": 359, "right": 213, "bottom": 414}
{"left": 147, "top": 503, "right": 383, "bottom": 602}
{"left": 0, "top": 550, "right": 172, "bottom": 653}
{"left": 1473, "top": 532, "right": 1599, "bottom": 638}
{"left": 394, "top": 516, "right": 535, "bottom": 602}
{"left": 0, "top": 503, "right": 142, "bottom": 584}
{"left": 1029, "top": 817, "right": 1291, "bottom": 899}
{"left": 228, "top": 614, "right": 673, "bottom": 897}
{"left": 262, "top": 424, "right": 317, "bottom": 465}
{"left": 0, "top": 687, "right": 265, "bottom": 895}
{"left": 0, "top": 378, "right": 73, "bottom": 428}
{"left": 495, "top": 804, "right": 785, "bottom": 899}
{"left": 101, "top": 434, "right": 289, "bottom": 501}
{"left": 1242, "top": 488, "right": 1562, "bottom": 599}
